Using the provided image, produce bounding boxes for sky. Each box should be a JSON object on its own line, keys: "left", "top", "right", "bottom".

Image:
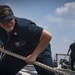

{"left": 0, "top": 0, "right": 75, "bottom": 59}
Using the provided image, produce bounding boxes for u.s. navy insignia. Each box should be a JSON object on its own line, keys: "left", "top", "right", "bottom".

{"left": 15, "top": 40, "right": 25, "bottom": 47}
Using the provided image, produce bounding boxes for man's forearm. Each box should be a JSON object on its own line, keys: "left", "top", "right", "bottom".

{"left": 31, "top": 30, "right": 52, "bottom": 58}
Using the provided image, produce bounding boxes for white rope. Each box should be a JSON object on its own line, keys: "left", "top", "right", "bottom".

{"left": 0, "top": 48, "right": 70, "bottom": 75}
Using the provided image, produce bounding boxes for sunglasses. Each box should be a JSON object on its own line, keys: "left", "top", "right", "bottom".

{"left": 1, "top": 18, "right": 13, "bottom": 25}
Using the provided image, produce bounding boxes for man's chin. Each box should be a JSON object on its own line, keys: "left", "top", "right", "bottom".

{"left": 6, "top": 28, "right": 13, "bottom": 33}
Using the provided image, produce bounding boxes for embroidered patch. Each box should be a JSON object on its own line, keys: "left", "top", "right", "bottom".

{"left": 15, "top": 40, "right": 25, "bottom": 47}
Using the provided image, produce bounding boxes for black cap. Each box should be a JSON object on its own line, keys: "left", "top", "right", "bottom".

{"left": 0, "top": 5, "right": 15, "bottom": 23}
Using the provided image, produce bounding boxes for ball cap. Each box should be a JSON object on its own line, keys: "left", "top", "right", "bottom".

{"left": 0, "top": 5, "right": 15, "bottom": 23}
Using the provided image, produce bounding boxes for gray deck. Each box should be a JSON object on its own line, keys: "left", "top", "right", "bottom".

{"left": 57, "top": 68, "right": 75, "bottom": 75}
{"left": 16, "top": 65, "right": 37, "bottom": 75}
{"left": 16, "top": 65, "right": 75, "bottom": 75}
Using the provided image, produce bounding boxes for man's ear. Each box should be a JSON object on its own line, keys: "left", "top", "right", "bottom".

{"left": 0, "top": 22, "right": 1, "bottom": 26}
{"left": 0, "top": 22, "right": 2, "bottom": 27}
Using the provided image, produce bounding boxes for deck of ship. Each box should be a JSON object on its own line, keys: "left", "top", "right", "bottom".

{"left": 16, "top": 65, "right": 37, "bottom": 75}
{"left": 16, "top": 65, "right": 75, "bottom": 75}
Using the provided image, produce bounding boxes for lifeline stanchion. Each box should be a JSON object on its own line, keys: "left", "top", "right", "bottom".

{"left": 0, "top": 48, "right": 70, "bottom": 75}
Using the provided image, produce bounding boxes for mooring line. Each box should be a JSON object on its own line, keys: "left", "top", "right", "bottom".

{"left": 0, "top": 48, "right": 70, "bottom": 75}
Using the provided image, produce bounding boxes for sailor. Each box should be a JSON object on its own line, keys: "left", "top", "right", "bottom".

{"left": 0, "top": 5, "right": 55, "bottom": 75}
{"left": 67, "top": 41, "right": 75, "bottom": 71}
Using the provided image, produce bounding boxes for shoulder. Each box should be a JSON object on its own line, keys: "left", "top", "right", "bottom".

{"left": 15, "top": 17, "right": 43, "bottom": 30}
{"left": 71, "top": 43, "right": 75, "bottom": 46}
{"left": 70, "top": 43, "right": 75, "bottom": 47}
{"left": 15, "top": 17, "right": 38, "bottom": 31}
{"left": 15, "top": 17, "right": 34, "bottom": 27}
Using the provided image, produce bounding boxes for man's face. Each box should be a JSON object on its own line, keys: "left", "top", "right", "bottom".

{"left": 0, "top": 18, "right": 15, "bottom": 33}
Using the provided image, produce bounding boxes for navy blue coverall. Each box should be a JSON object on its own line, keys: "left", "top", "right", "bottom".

{"left": 69, "top": 43, "right": 75, "bottom": 70}
{"left": 0, "top": 17, "right": 55, "bottom": 75}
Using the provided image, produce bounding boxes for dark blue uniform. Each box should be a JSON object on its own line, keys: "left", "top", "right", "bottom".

{"left": 70, "top": 43, "right": 75, "bottom": 70}
{"left": 0, "top": 17, "right": 54, "bottom": 75}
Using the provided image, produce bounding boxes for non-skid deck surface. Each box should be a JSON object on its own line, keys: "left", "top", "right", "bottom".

{"left": 16, "top": 65, "right": 75, "bottom": 75}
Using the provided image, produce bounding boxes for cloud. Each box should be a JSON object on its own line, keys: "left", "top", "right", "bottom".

{"left": 62, "top": 36, "right": 69, "bottom": 43}
{"left": 45, "top": 15, "right": 63, "bottom": 23}
{"left": 45, "top": 2, "right": 75, "bottom": 28}
{"left": 56, "top": 2, "right": 75, "bottom": 16}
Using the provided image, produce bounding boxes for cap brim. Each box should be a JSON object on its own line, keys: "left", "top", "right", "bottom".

{"left": 0, "top": 15, "right": 15, "bottom": 23}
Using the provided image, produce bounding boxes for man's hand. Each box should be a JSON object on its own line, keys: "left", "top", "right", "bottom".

{"left": 25, "top": 54, "right": 37, "bottom": 65}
